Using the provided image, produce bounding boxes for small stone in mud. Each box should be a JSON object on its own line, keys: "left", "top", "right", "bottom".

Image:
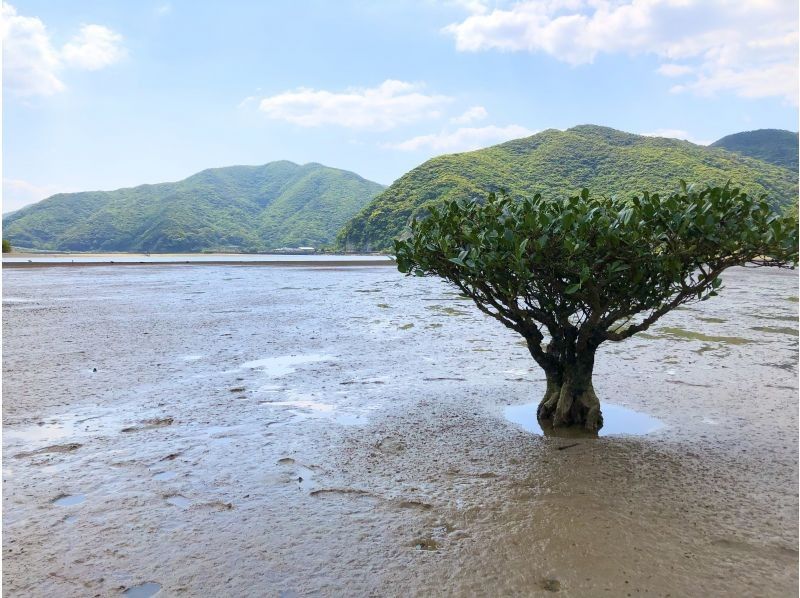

{"left": 92, "top": 367, "right": 97, "bottom": 372}
{"left": 413, "top": 537, "right": 438, "bottom": 551}
{"left": 540, "top": 578, "right": 561, "bottom": 592}
{"left": 297, "top": 476, "right": 303, "bottom": 483}
{"left": 229, "top": 387, "right": 246, "bottom": 392}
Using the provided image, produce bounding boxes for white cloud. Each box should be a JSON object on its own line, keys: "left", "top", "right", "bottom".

{"left": 155, "top": 3, "right": 172, "bottom": 16}
{"left": 2, "top": 178, "right": 63, "bottom": 213}
{"left": 445, "top": 0, "right": 799, "bottom": 103}
{"left": 657, "top": 63, "right": 693, "bottom": 77}
{"left": 386, "top": 124, "right": 535, "bottom": 152}
{"left": 257, "top": 80, "right": 453, "bottom": 130}
{"left": 1, "top": 3, "right": 64, "bottom": 96}
{"left": 1, "top": 3, "right": 125, "bottom": 96}
{"left": 642, "top": 129, "right": 710, "bottom": 146}
{"left": 61, "top": 24, "right": 125, "bottom": 70}
{"left": 450, "top": 105, "right": 488, "bottom": 124}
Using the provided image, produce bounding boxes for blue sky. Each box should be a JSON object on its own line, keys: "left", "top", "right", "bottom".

{"left": 3, "top": 0, "right": 798, "bottom": 212}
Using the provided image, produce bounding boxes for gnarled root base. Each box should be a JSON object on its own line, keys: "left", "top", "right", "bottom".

{"left": 537, "top": 377, "right": 604, "bottom": 433}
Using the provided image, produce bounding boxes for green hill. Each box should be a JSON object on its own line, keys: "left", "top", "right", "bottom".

{"left": 710, "top": 129, "right": 798, "bottom": 171}
{"left": 339, "top": 125, "right": 799, "bottom": 251}
{"left": 3, "top": 162, "right": 384, "bottom": 252}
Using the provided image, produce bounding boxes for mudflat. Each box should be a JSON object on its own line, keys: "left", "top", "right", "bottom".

{"left": 2, "top": 264, "right": 797, "bottom": 596}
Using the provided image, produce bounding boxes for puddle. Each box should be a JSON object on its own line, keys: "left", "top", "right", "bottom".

{"left": 4, "top": 421, "right": 77, "bottom": 443}
{"left": 123, "top": 582, "right": 162, "bottom": 597}
{"left": 153, "top": 471, "right": 177, "bottom": 481}
{"left": 504, "top": 402, "right": 663, "bottom": 437}
{"left": 53, "top": 494, "right": 85, "bottom": 507}
{"left": 240, "top": 354, "right": 332, "bottom": 377}
{"left": 332, "top": 413, "right": 369, "bottom": 426}
{"left": 165, "top": 495, "right": 191, "bottom": 508}
{"left": 266, "top": 400, "right": 335, "bottom": 412}
{"left": 655, "top": 327, "right": 752, "bottom": 345}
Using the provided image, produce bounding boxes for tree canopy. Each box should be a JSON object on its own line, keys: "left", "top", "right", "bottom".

{"left": 395, "top": 183, "right": 798, "bottom": 431}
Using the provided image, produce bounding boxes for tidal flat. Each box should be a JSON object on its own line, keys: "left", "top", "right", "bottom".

{"left": 2, "top": 264, "right": 798, "bottom": 596}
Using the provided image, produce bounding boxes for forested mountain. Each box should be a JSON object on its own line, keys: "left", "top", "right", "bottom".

{"left": 710, "top": 129, "right": 798, "bottom": 171}
{"left": 339, "top": 125, "right": 798, "bottom": 251}
{"left": 3, "top": 162, "right": 384, "bottom": 252}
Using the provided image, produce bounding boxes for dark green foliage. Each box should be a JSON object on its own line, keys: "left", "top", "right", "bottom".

{"left": 2, "top": 162, "right": 384, "bottom": 252}
{"left": 395, "top": 183, "right": 797, "bottom": 430}
{"left": 396, "top": 184, "right": 798, "bottom": 336}
{"left": 711, "top": 129, "right": 799, "bottom": 171}
{"left": 341, "top": 125, "right": 799, "bottom": 251}
{"left": 2, "top": 239, "right": 11, "bottom": 253}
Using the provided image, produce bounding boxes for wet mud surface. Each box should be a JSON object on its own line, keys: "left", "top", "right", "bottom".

{"left": 3, "top": 265, "right": 798, "bottom": 596}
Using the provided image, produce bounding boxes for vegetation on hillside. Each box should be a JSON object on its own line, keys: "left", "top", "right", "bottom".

{"left": 2, "top": 162, "right": 384, "bottom": 252}
{"left": 340, "top": 125, "right": 799, "bottom": 251}
{"left": 710, "top": 129, "right": 799, "bottom": 171}
{"left": 396, "top": 184, "right": 798, "bottom": 431}
{"left": 2, "top": 239, "right": 11, "bottom": 253}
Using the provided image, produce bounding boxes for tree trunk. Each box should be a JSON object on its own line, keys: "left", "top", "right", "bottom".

{"left": 536, "top": 353, "right": 603, "bottom": 433}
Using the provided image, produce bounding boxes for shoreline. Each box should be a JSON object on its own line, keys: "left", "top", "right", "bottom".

{"left": 2, "top": 259, "right": 395, "bottom": 269}
{"left": 2, "top": 253, "right": 395, "bottom": 269}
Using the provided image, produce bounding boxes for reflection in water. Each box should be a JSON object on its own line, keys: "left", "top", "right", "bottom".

{"left": 505, "top": 402, "right": 663, "bottom": 437}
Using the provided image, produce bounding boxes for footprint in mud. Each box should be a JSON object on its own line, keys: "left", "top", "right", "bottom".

{"left": 121, "top": 417, "right": 174, "bottom": 433}
{"left": 123, "top": 582, "right": 162, "bottom": 597}
{"left": 14, "top": 443, "right": 82, "bottom": 459}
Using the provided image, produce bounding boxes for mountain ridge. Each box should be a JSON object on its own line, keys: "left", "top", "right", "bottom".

{"left": 710, "top": 129, "right": 798, "bottom": 171}
{"left": 338, "top": 125, "right": 798, "bottom": 251}
{"left": 3, "top": 161, "right": 385, "bottom": 252}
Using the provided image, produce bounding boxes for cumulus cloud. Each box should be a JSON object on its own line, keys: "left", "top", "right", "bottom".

{"left": 450, "top": 105, "right": 488, "bottom": 124}
{"left": 444, "top": 0, "right": 799, "bottom": 103}
{"left": 258, "top": 80, "right": 453, "bottom": 130}
{"left": 2, "top": 178, "right": 64, "bottom": 213}
{"left": 641, "top": 128, "right": 710, "bottom": 145}
{"left": 1, "top": 4, "right": 64, "bottom": 96}
{"left": 385, "top": 124, "right": 535, "bottom": 152}
{"left": 61, "top": 25, "right": 125, "bottom": 70}
{"left": 1, "top": 3, "right": 125, "bottom": 97}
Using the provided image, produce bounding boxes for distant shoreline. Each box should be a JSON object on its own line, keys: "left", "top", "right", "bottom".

{"left": 2, "top": 253, "right": 395, "bottom": 269}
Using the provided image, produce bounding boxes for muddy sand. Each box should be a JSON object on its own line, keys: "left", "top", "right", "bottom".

{"left": 2, "top": 264, "right": 798, "bottom": 597}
